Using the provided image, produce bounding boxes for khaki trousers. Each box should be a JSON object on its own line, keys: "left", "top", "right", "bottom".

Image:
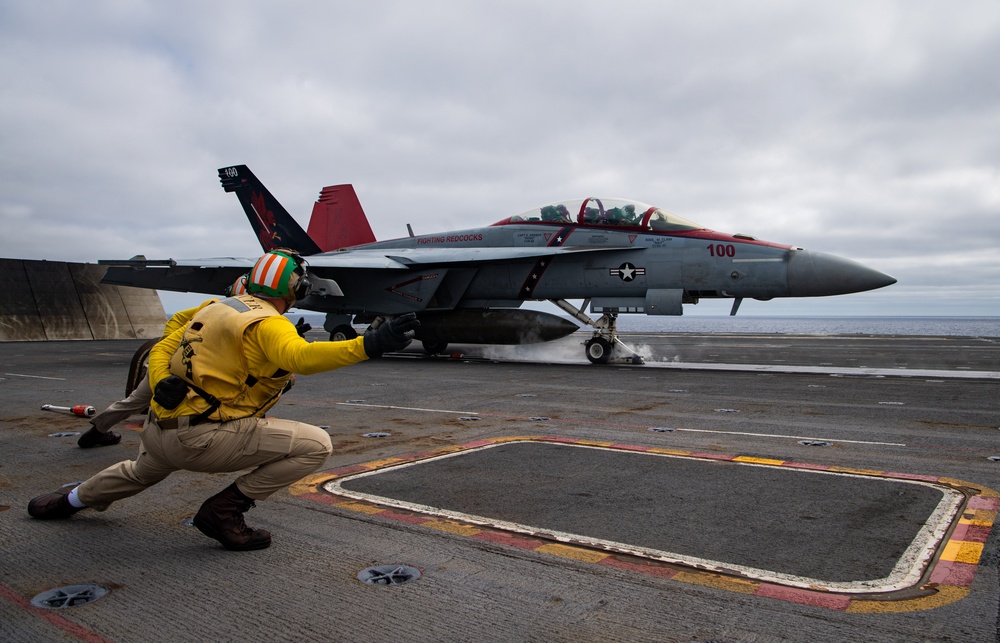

{"left": 76, "top": 414, "right": 333, "bottom": 510}
{"left": 90, "top": 375, "right": 153, "bottom": 432}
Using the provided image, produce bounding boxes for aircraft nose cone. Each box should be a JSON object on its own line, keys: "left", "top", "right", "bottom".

{"left": 787, "top": 249, "right": 897, "bottom": 297}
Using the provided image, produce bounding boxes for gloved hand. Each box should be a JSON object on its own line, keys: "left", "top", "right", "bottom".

{"left": 77, "top": 426, "right": 122, "bottom": 448}
{"left": 295, "top": 317, "right": 312, "bottom": 337}
{"left": 363, "top": 313, "right": 420, "bottom": 358}
{"left": 153, "top": 375, "right": 189, "bottom": 409}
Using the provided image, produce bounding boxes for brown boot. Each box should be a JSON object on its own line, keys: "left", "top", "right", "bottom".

{"left": 28, "top": 487, "right": 84, "bottom": 520}
{"left": 192, "top": 483, "right": 271, "bottom": 551}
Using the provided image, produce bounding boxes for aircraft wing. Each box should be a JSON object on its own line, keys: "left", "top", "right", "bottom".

{"left": 99, "top": 246, "right": 636, "bottom": 295}
{"left": 98, "top": 257, "right": 258, "bottom": 295}
{"left": 307, "top": 245, "right": 633, "bottom": 269}
{"left": 100, "top": 246, "right": 635, "bottom": 273}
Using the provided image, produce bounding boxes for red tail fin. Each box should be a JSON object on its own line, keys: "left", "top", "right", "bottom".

{"left": 306, "top": 185, "right": 377, "bottom": 251}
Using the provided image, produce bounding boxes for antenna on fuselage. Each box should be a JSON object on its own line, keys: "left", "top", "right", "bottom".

{"left": 406, "top": 224, "right": 415, "bottom": 237}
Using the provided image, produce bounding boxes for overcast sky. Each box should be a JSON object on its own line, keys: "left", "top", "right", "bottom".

{"left": 1, "top": 1, "right": 998, "bottom": 317}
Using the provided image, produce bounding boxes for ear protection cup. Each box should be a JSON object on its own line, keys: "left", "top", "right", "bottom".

{"left": 289, "top": 270, "right": 312, "bottom": 301}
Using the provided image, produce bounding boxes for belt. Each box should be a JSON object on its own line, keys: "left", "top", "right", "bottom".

{"left": 156, "top": 417, "right": 182, "bottom": 430}
{"left": 155, "top": 416, "right": 205, "bottom": 430}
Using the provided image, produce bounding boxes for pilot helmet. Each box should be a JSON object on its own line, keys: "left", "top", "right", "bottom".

{"left": 246, "top": 249, "right": 311, "bottom": 304}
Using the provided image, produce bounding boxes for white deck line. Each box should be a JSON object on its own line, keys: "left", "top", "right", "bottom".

{"left": 337, "top": 402, "right": 479, "bottom": 415}
{"left": 634, "top": 362, "right": 999, "bottom": 379}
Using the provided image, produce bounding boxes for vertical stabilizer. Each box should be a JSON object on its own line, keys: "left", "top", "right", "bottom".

{"left": 307, "top": 184, "right": 377, "bottom": 251}
{"left": 218, "top": 165, "right": 323, "bottom": 256}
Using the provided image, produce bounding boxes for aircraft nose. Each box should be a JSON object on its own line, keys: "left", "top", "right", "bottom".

{"left": 787, "top": 249, "right": 897, "bottom": 297}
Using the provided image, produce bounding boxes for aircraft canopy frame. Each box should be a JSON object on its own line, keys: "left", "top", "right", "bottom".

{"left": 496, "top": 197, "right": 704, "bottom": 232}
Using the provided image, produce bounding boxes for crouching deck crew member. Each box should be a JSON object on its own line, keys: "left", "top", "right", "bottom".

{"left": 28, "top": 249, "right": 419, "bottom": 551}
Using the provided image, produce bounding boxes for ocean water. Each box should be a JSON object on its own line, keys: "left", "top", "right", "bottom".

{"left": 291, "top": 313, "right": 998, "bottom": 338}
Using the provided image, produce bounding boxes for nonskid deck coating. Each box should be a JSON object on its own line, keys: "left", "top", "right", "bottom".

{"left": 296, "top": 436, "right": 997, "bottom": 611}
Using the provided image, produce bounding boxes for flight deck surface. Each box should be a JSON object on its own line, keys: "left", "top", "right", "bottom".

{"left": 1, "top": 331, "right": 998, "bottom": 642}
{"left": 331, "top": 439, "right": 963, "bottom": 591}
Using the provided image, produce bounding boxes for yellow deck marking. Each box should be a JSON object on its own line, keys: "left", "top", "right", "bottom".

{"left": 672, "top": 571, "right": 758, "bottom": 595}
{"left": 847, "top": 585, "right": 970, "bottom": 613}
{"left": 424, "top": 520, "right": 484, "bottom": 536}
{"left": 536, "top": 543, "right": 611, "bottom": 563}
{"left": 940, "top": 540, "right": 985, "bottom": 565}
{"left": 336, "top": 500, "right": 385, "bottom": 515}
{"left": 961, "top": 509, "right": 997, "bottom": 526}
{"left": 829, "top": 466, "right": 885, "bottom": 476}
{"left": 733, "top": 456, "right": 785, "bottom": 466}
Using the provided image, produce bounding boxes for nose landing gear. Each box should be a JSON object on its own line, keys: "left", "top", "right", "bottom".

{"left": 584, "top": 336, "right": 613, "bottom": 364}
{"left": 552, "top": 299, "right": 645, "bottom": 365}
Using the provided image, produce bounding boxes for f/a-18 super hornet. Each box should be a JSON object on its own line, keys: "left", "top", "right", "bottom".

{"left": 100, "top": 165, "right": 896, "bottom": 363}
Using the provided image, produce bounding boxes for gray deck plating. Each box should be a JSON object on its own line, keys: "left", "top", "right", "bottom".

{"left": 2, "top": 332, "right": 999, "bottom": 642}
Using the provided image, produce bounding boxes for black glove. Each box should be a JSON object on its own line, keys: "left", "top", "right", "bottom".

{"left": 295, "top": 317, "right": 312, "bottom": 337}
{"left": 77, "top": 426, "right": 122, "bottom": 448}
{"left": 363, "top": 313, "right": 420, "bottom": 358}
{"left": 153, "top": 375, "right": 189, "bottom": 409}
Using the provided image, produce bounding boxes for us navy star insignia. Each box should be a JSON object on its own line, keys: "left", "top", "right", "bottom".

{"left": 610, "top": 262, "right": 645, "bottom": 282}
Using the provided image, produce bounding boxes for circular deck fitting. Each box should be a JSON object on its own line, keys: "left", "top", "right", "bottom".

{"left": 357, "top": 564, "right": 421, "bottom": 586}
{"left": 363, "top": 432, "right": 391, "bottom": 438}
{"left": 30, "top": 584, "right": 109, "bottom": 609}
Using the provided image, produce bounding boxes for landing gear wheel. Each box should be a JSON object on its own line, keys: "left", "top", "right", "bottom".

{"left": 585, "top": 337, "right": 613, "bottom": 364}
{"left": 126, "top": 339, "right": 158, "bottom": 396}
{"left": 421, "top": 340, "right": 449, "bottom": 355}
{"left": 329, "top": 325, "right": 358, "bottom": 342}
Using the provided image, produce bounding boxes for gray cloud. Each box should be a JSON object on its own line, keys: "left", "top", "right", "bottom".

{"left": 1, "top": 1, "right": 998, "bottom": 316}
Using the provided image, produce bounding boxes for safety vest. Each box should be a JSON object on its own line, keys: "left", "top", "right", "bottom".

{"left": 168, "top": 295, "right": 292, "bottom": 422}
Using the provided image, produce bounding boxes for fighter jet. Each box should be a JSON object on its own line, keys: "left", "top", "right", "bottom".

{"left": 100, "top": 165, "right": 896, "bottom": 364}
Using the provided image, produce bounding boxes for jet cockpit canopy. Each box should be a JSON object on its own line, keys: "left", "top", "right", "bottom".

{"left": 498, "top": 197, "right": 704, "bottom": 232}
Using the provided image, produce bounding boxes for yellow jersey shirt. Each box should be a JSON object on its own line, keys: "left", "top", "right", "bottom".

{"left": 148, "top": 298, "right": 369, "bottom": 420}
